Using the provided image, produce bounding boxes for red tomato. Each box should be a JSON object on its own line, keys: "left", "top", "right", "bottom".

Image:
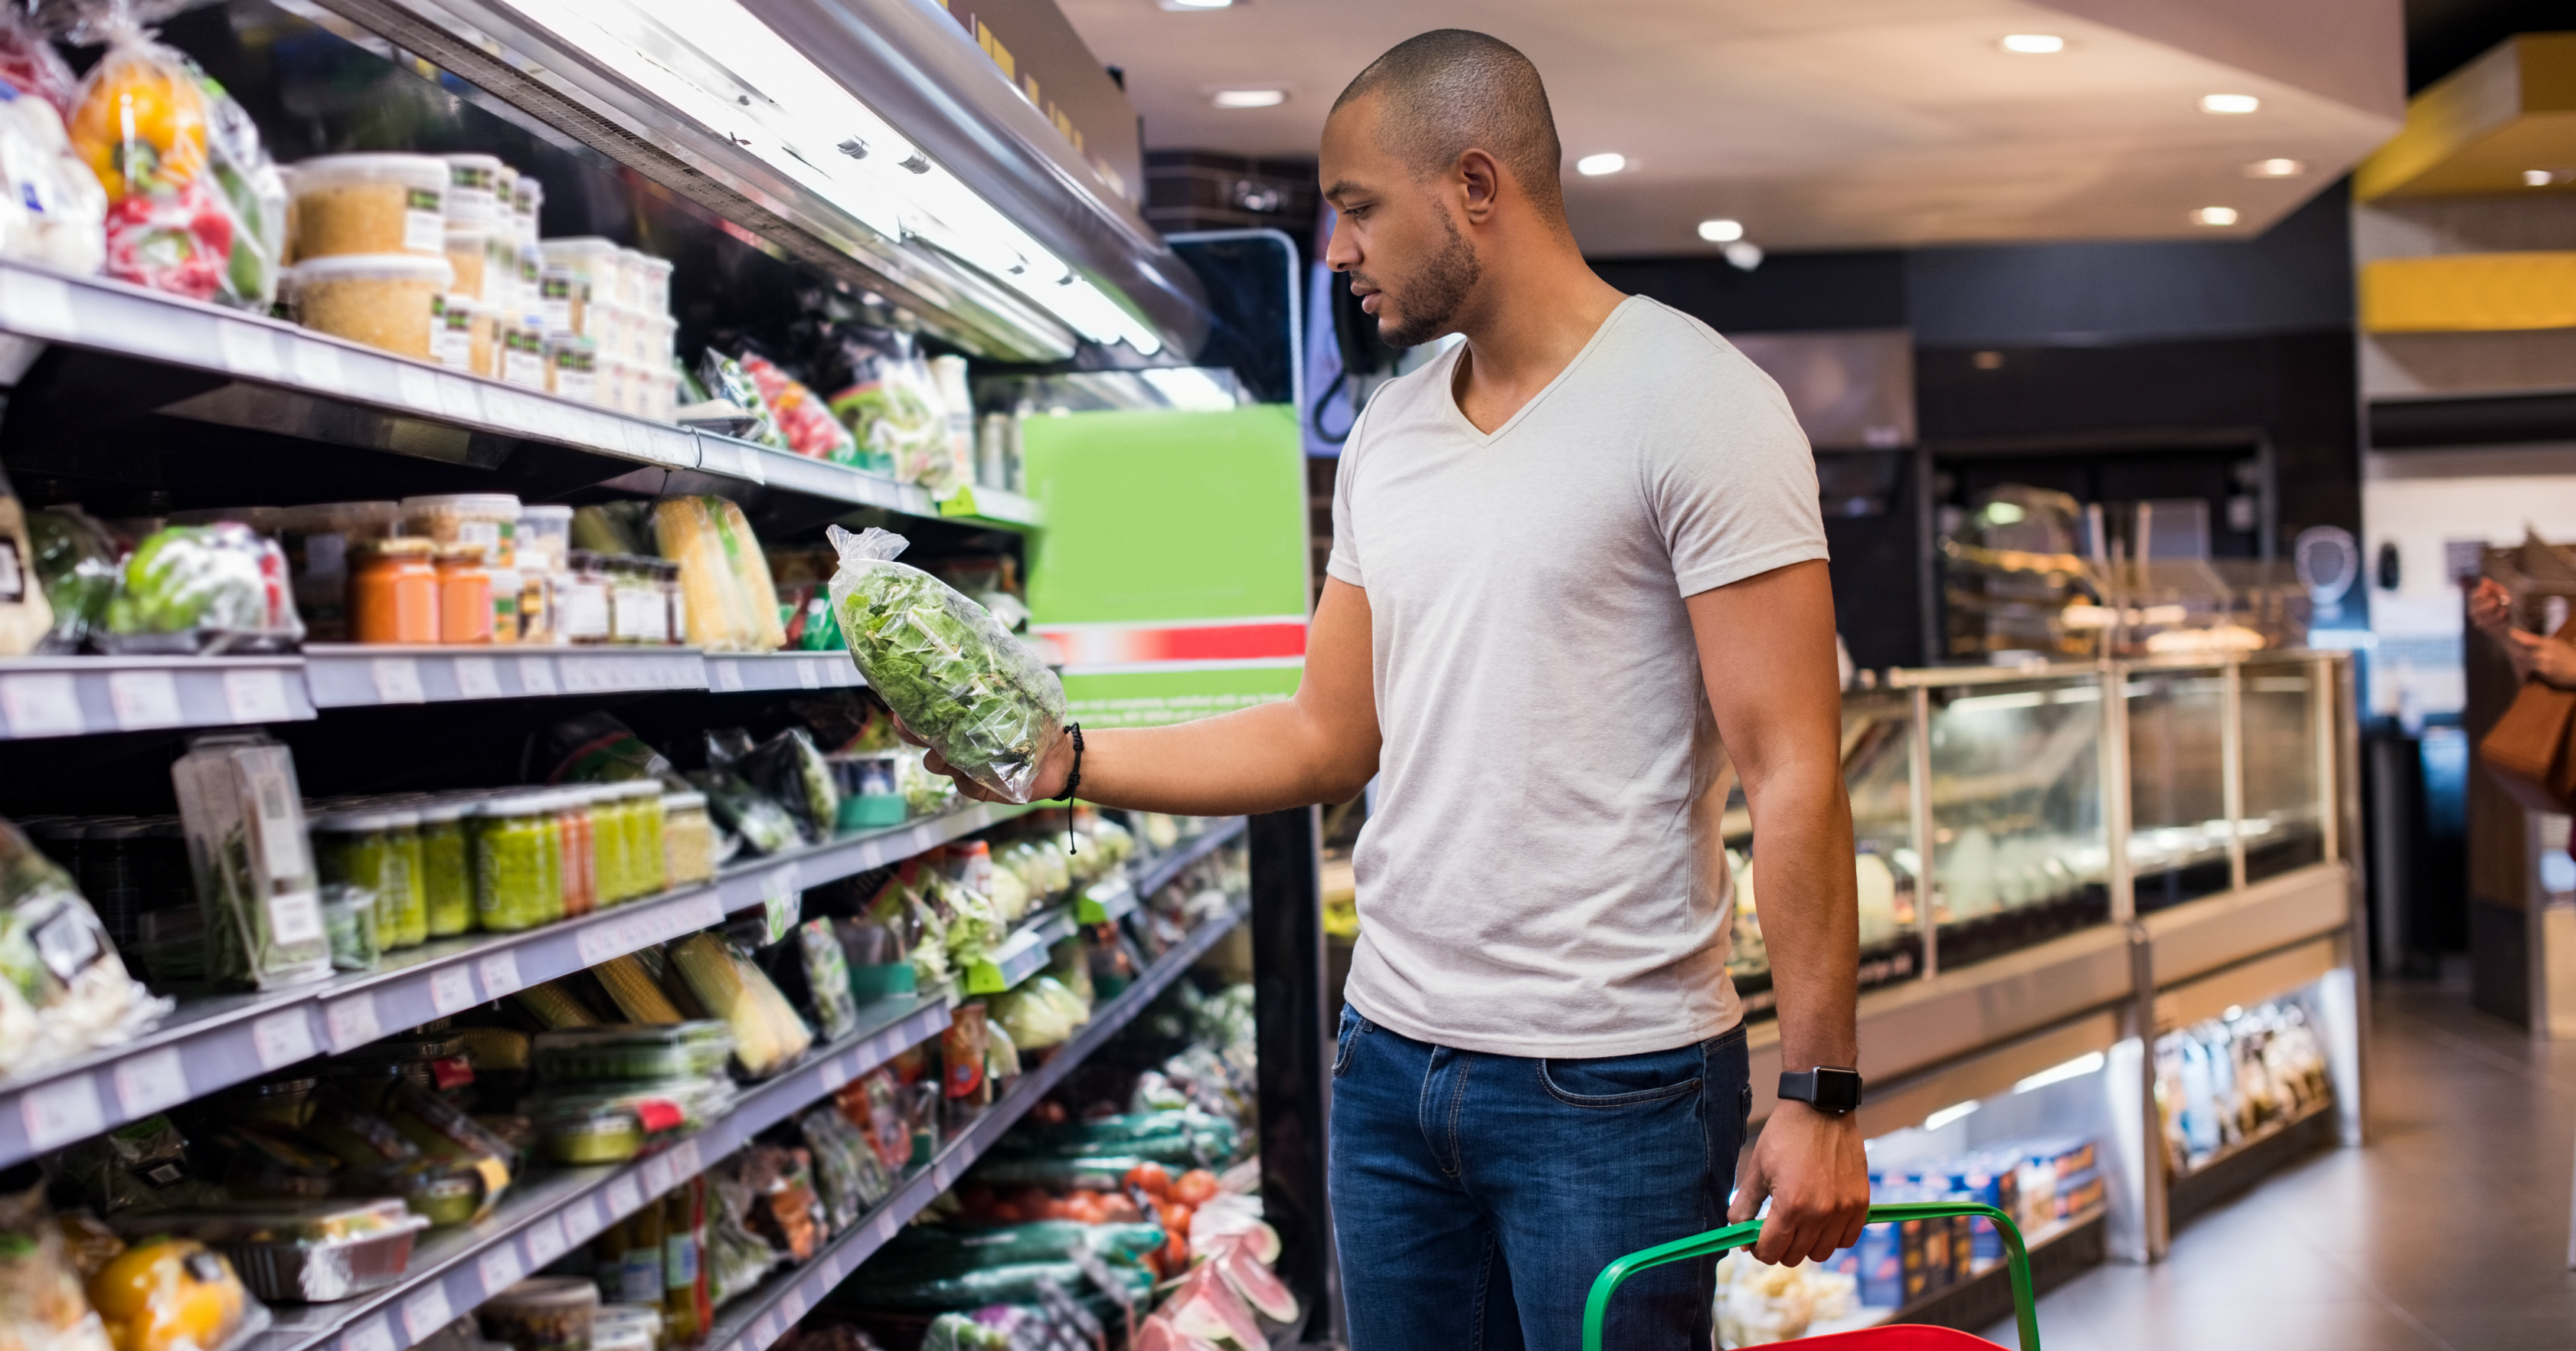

{"left": 1172, "top": 1169, "right": 1220, "bottom": 1205}
{"left": 1125, "top": 1163, "right": 1172, "bottom": 1199}
{"left": 1012, "top": 1186, "right": 1054, "bottom": 1215}
{"left": 1064, "top": 1193, "right": 1107, "bottom": 1225}
{"left": 1099, "top": 1194, "right": 1143, "bottom": 1224}
{"left": 1160, "top": 1231, "right": 1191, "bottom": 1273}
{"left": 986, "top": 1202, "right": 1020, "bottom": 1223}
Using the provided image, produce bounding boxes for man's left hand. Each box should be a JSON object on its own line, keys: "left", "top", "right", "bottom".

{"left": 1726, "top": 1099, "right": 1872, "bottom": 1264}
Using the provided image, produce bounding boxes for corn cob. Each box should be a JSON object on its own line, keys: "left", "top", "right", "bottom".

{"left": 513, "top": 978, "right": 602, "bottom": 1029}
{"left": 594, "top": 953, "right": 685, "bottom": 1024}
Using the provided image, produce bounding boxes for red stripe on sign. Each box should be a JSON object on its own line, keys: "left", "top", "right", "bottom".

{"left": 1038, "top": 622, "right": 1307, "bottom": 666}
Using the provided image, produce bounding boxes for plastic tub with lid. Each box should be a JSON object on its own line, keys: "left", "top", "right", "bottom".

{"left": 517, "top": 505, "right": 573, "bottom": 572}
{"left": 286, "top": 254, "right": 454, "bottom": 360}
{"left": 630, "top": 251, "right": 674, "bottom": 314}
{"left": 443, "top": 227, "right": 490, "bottom": 303}
{"left": 401, "top": 494, "right": 521, "bottom": 566}
{"left": 289, "top": 153, "right": 449, "bottom": 258}
{"left": 541, "top": 237, "right": 622, "bottom": 303}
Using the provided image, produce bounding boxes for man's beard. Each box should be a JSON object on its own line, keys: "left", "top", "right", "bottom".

{"left": 1372, "top": 208, "right": 1481, "bottom": 348}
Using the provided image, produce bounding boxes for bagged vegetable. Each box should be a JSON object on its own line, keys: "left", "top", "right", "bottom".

{"left": 0, "top": 1163, "right": 116, "bottom": 1351}
{"left": 822, "top": 327, "right": 938, "bottom": 483}
{"left": 825, "top": 526, "right": 1066, "bottom": 802}
{"left": 26, "top": 508, "right": 117, "bottom": 653}
{"left": 695, "top": 349, "right": 781, "bottom": 451}
{"left": 667, "top": 933, "right": 812, "bottom": 1078}
{"left": 68, "top": 2, "right": 283, "bottom": 308}
{"left": 740, "top": 728, "right": 839, "bottom": 837}
{"left": 652, "top": 496, "right": 785, "bottom": 653}
{"left": 172, "top": 733, "right": 331, "bottom": 991}
{"left": 0, "top": 77, "right": 104, "bottom": 274}
{"left": 0, "top": 8, "right": 76, "bottom": 116}
{"left": 740, "top": 352, "right": 855, "bottom": 463}
{"left": 0, "top": 468, "right": 51, "bottom": 656}
{"left": 101, "top": 523, "right": 302, "bottom": 654}
{"left": 984, "top": 976, "right": 1088, "bottom": 1052}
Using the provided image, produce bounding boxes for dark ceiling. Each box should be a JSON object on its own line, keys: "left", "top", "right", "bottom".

{"left": 2406, "top": 0, "right": 2568, "bottom": 90}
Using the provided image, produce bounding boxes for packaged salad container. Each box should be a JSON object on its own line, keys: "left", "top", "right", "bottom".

{"left": 532, "top": 1022, "right": 735, "bottom": 1081}
{"left": 527, "top": 1077, "right": 736, "bottom": 1164}
{"left": 173, "top": 734, "right": 331, "bottom": 990}
{"left": 482, "top": 1277, "right": 597, "bottom": 1351}
{"left": 286, "top": 253, "right": 454, "bottom": 359}
{"left": 287, "top": 153, "right": 448, "bottom": 258}
{"left": 117, "top": 1199, "right": 430, "bottom": 1303}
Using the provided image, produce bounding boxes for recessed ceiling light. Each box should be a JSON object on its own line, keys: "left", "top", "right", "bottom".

{"left": 2525, "top": 169, "right": 2558, "bottom": 187}
{"left": 2244, "top": 158, "right": 2306, "bottom": 178}
{"left": 1697, "top": 218, "right": 1744, "bottom": 243}
{"left": 1574, "top": 152, "right": 1627, "bottom": 176}
{"left": 1159, "top": 0, "right": 1235, "bottom": 9}
{"left": 2190, "top": 206, "right": 2239, "bottom": 226}
{"left": 1211, "top": 88, "right": 1286, "bottom": 108}
{"left": 1998, "top": 34, "right": 2064, "bottom": 54}
{"left": 2199, "top": 93, "right": 2261, "bottom": 115}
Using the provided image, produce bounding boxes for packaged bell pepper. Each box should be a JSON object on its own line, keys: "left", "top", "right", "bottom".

{"left": 67, "top": 1, "right": 285, "bottom": 308}
{"left": 825, "top": 525, "right": 1067, "bottom": 803}
{"left": 740, "top": 352, "right": 857, "bottom": 463}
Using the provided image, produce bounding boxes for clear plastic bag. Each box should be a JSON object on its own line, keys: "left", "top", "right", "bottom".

{"left": 825, "top": 525, "right": 1065, "bottom": 803}
{"left": 0, "top": 816, "right": 169, "bottom": 1079}
{"left": 100, "top": 522, "right": 304, "bottom": 654}
{"left": 740, "top": 352, "right": 855, "bottom": 463}
{"left": 25, "top": 507, "right": 117, "bottom": 653}
{"left": 0, "top": 77, "right": 103, "bottom": 274}
{"left": 67, "top": 2, "right": 283, "bottom": 308}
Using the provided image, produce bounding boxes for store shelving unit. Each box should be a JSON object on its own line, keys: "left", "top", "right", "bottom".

{"left": 1795, "top": 1206, "right": 2108, "bottom": 1341}
{"left": 0, "top": 654, "right": 313, "bottom": 739}
{"left": 701, "top": 901, "right": 1251, "bottom": 1351}
{"left": 0, "top": 800, "right": 1067, "bottom": 1169}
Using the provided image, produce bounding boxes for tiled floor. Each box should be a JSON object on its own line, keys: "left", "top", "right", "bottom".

{"left": 1982, "top": 968, "right": 2576, "bottom": 1350}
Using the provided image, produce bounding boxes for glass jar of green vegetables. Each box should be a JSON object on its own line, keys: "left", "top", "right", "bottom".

{"left": 312, "top": 806, "right": 428, "bottom": 950}
{"left": 624, "top": 780, "right": 669, "bottom": 897}
{"left": 415, "top": 796, "right": 476, "bottom": 937}
{"left": 472, "top": 793, "right": 562, "bottom": 931}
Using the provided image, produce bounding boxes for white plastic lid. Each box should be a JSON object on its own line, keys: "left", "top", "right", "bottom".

{"left": 287, "top": 253, "right": 455, "bottom": 287}
{"left": 443, "top": 153, "right": 505, "bottom": 179}
{"left": 519, "top": 505, "right": 574, "bottom": 523}
{"left": 290, "top": 153, "right": 451, "bottom": 194}
{"left": 661, "top": 791, "right": 708, "bottom": 811}
{"left": 629, "top": 254, "right": 674, "bottom": 276}
{"left": 542, "top": 237, "right": 621, "bottom": 268}
{"left": 401, "top": 493, "right": 523, "bottom": 519}
{"left": 312, "top": 806, "right": 422, "bottom": 833}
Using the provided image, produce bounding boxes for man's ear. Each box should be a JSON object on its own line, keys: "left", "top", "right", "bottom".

{"left": 1456, "top": 148, "right": 1501, "bottom": 224}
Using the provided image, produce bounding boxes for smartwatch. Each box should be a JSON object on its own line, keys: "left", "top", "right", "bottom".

{"left": 1779, "top": 1066, "right": 1864, "bottom": 1115}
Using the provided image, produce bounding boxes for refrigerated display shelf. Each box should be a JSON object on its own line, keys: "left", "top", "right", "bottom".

{"left": 302, "top": 646, "right": 714, "bottom": 707}
{"left": 694, "top": 900, "right": 1253, "bottom": 1351}
{"left": 705, "top": 653, "right": 868, "bottom": 694}
{"left": 1132, "top": 816, "right": 1251, "bottom": 899}
{"left": 2169, "top": 1096, "right": 2338, "bottom": 1185}
{"left": 0, "top": 260, "right": 1038, "bottom": 530}
{"left": 1790, "top": 1203, "right": 2107, "bottom": 1342}
{"left": 252, "top": 993, "right": 956, "bottom": 1351}
{"left": 0, "top": 655, "right": 313, "bottom": 739}
{"left": 0, "top": 799, "right": 1035, "bottom": 1169}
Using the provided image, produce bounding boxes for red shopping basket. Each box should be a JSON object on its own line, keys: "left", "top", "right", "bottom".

{"left": 1581, "top": 1201, "right": 2040, "bottom": 1349}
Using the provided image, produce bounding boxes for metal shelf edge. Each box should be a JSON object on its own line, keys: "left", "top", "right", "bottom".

{"left": 1132, "top": 817, "right": 1249, "bottom": 900}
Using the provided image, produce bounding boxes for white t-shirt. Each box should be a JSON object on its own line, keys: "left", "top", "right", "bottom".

{"left": 1329, "top": 295, "right": 1828, "bottom": 1058}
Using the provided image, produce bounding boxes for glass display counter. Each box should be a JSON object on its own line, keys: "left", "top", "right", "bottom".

{"left": 1726, "top": 650, "right": 2349, "bottom": 1005}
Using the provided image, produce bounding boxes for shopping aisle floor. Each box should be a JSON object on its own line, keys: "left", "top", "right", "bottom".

{"left": 1983, "top": 968, "right": 2576, "bottom": 1350}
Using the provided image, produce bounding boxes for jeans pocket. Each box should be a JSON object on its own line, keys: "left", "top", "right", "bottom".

{"left": 1332, "top": 1008, "right": 1365, "bottom": 1078}
{"left": 1538, "top": 1043, "right": 1705, "bottom": 1107}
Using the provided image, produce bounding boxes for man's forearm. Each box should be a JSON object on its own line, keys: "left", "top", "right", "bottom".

{"left": 1069, "top": 698, "right": 1375, "bottom": 816}
{"left": 1747, "top": 764, "right": 1860, "bottom": 1071}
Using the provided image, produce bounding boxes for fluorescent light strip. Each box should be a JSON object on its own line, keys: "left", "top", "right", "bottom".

{"left": 2012, "top": 1051, "right": 2106, "bottom": 1094}
{"left": 1922, "top": 1100, "right": 1980, "bottom": 1130}
{"left": 492, "top": 0, "right": 1162, "bottom": 354}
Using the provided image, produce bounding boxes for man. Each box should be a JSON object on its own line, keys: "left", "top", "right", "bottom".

{"left": 922, "top": 29, "right": 1869, "bottom": 1348}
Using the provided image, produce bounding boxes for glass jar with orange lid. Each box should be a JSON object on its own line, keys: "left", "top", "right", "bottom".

{"left": 350, "top": 538, "right": 440, "bottom": 644}
{"left": 436, "top": 545, "right": 494, "bottom": 644}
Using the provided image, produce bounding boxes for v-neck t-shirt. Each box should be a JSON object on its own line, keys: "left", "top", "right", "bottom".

{"left": 1327, "top": 294, "right": 1828, "bottom": 1058}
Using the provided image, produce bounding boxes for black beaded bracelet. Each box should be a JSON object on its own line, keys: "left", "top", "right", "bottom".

{"left": 1057, "top": 722, "right": 1084, "bottom": 852}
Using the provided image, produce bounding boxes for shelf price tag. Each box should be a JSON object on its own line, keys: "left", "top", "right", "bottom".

{"left": 0, "top": 672, "right": 83, "bottom": 738}
{"left": 478, "top": 950, "right": 521, "bottom": 1000}
{"left": 291, "top": 339, "right": 346, "bottom": 392}
{"left": 0, "top": 269, "right": 76, "bottom": 339}
{"left": 400, "top": 1284, "right": 453, "bottom": 1341}
{"left": 521, "top": 1213, "right": 566, "bottom": 1269}
{"left": 325, "top": 994, "right": 382, "bottom": 1052}
{"left": 342, "top": 1317, "right": 396, "bottom": 1351}
{"left": 113, "top": 1047, "right": 188, "bottom": 1117}
{"left": 517, "top": 656, "right": 557, "bottom": 696}
{"left": 396, "top": 364, "right": 440, "bottom": 413}
{"left": 477, "top": 1242, "right": 525, "bottom": 1299}
{"left": 640, "top": 1153, "right": 674, "bottom": 1196}
{"left": 559, "top": 1195, "right": 602, "bottom": 1245}
{"left": 222, "top": 668, "right": 295, "bottom": 725}
{"left": 453, "top": 656, "right": 501, "bottom": 699}
{"left": 215, "top": 321, "right": 280, "bottom": 380}
{"left": 371, "top": 657, "right": 426, "bottom": 705}
{"left": 796, "top": 659, "right": 821, "bottom": 690}
{"left": 603, "top": 1176, "right": 640, "bottom": 1219}
{"left": 251, "top": 1009, "right": 317, "bottom": 1069}
{"left": 106, "top": 670, "right": 181, "bottom": 730}
{"left": 669, "top": 1138, "right": 701, "bottom": 1178}
{"left": 428, "top": 966, "right": 479, "bottom": 1016}
{"left": 21, "top": 1075, "right": 105, "bottom": 1150}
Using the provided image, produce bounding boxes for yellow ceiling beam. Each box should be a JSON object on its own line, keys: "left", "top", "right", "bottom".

{"left": 2359, "top": 253, "right": 2576, "bottom": 332}
{"left": 2355, "top": 32, "right": 2576, "bottom": 200}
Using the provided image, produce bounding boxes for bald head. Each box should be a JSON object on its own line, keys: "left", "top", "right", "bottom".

{"left": 1332, "top": 30, "right": 1564, "bottom": 221}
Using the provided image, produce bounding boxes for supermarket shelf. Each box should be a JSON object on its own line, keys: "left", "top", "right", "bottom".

{"left": 704, "top": 653, "right": 865, "bottom": 694}
{"left": 2171, "top": 1096, "right": 2337, "bottom": 1186}
{"left": 255, "top": 993, "right": 955, "bottom": 1351}
{"left": 0, "top": 655, "right": 312, "bottom": 741}
{"left": 0, "top": 260, "right": 1038, "bottom": 529}
{"left": 695, "top": 900, "right": 1253, "bottom": 1351}
{"left": 1132, "top": 816, "right": 1250, "bottom": 899}
{"left": 0, "top": 799, "right": 1033, "bottom": 1171}
{"left": 303, "top": 646, "right": 711, "bottom": 707}
{"left": 1796, "top": 1204, "right": 2108, "bottom": 1341}
{"left": 966, "top": 905, "right": 1082, "bottom": 994}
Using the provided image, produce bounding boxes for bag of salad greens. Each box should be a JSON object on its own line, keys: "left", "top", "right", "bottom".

{"left": 823, "top": 525, "right": 1065, "bottom": 803}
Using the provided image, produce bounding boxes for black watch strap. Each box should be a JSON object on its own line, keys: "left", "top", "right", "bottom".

{"left": 1779, "top": 1066, "right": 1864, "bottom": 1114}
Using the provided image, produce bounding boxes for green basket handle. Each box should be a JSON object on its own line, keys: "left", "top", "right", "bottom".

{"left": 1579, "top": 1200, "right": 2040, "bottom": 1351}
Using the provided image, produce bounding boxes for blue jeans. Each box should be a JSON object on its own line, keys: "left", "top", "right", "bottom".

{"left": 1327, "top": 1007, "right": 1751, "bottom": 1351}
